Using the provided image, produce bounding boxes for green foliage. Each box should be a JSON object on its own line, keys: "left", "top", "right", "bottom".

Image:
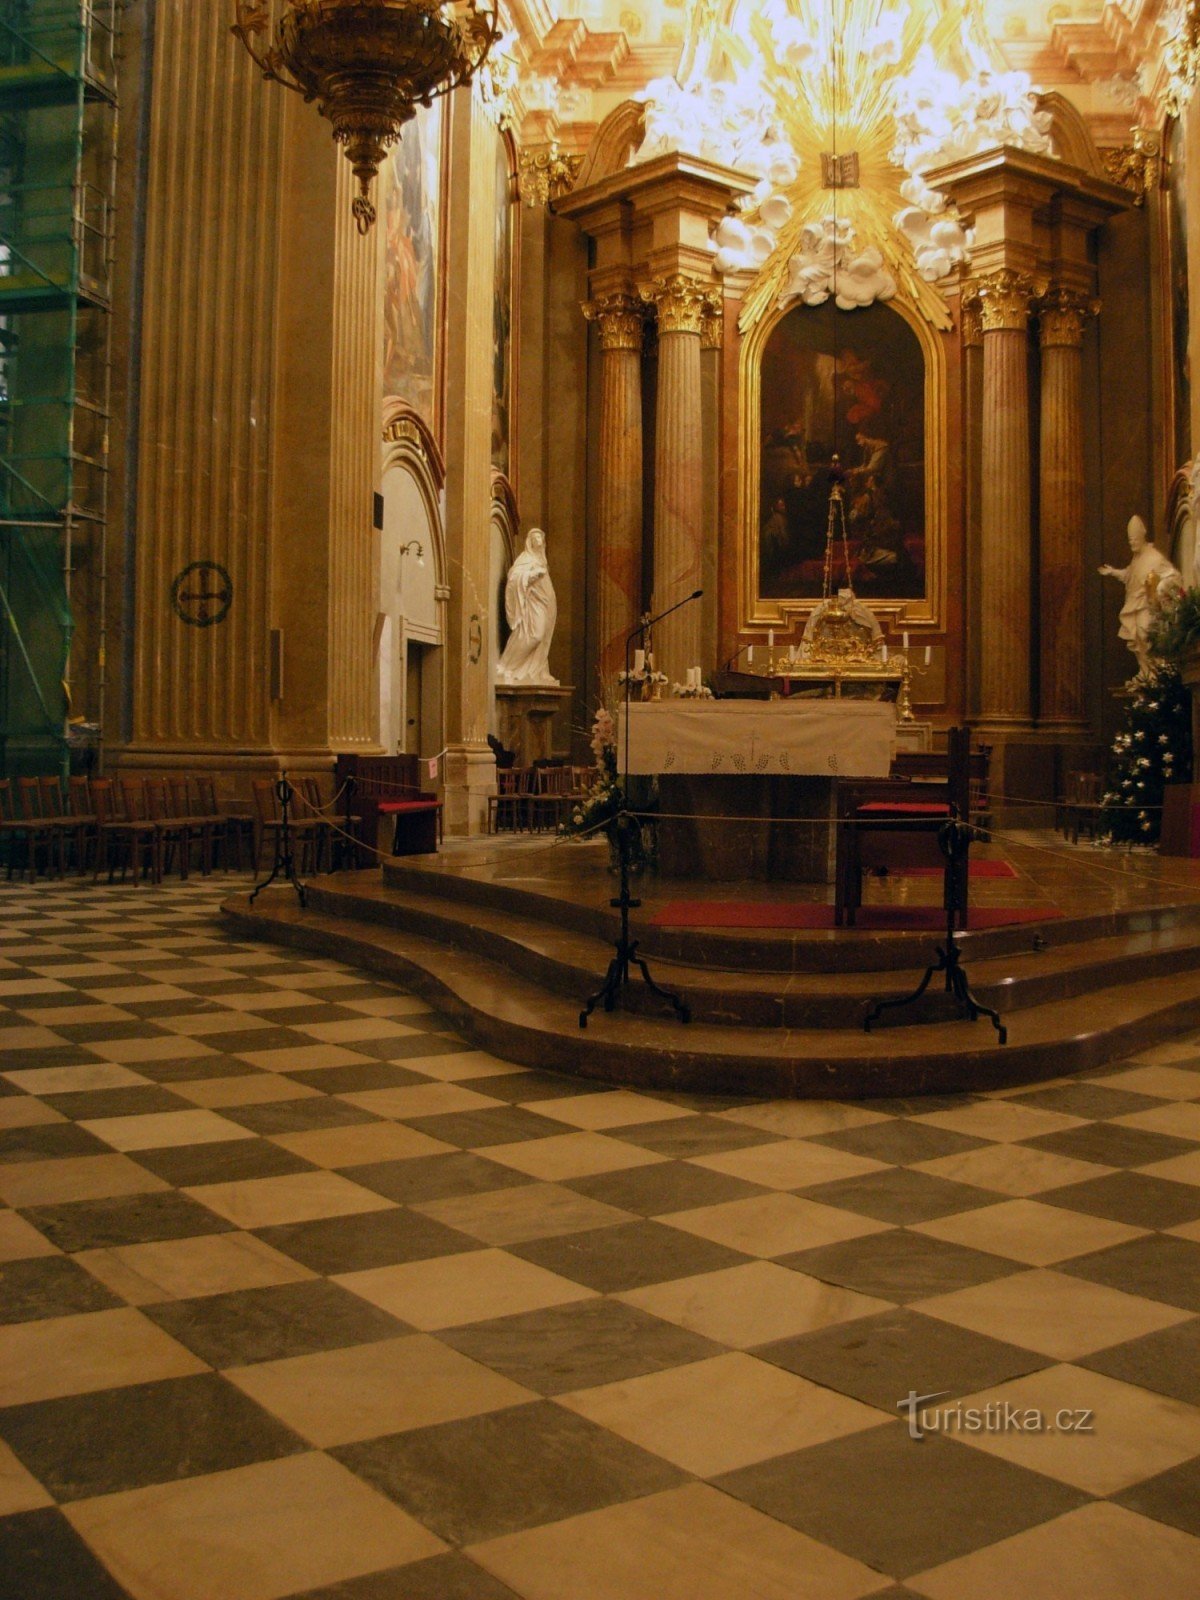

{"left": 1147, "top": 586, "right": 1200, "bottom": 666}
{"left": 1100, "top": 664, "right": 1193, "bottom": 846}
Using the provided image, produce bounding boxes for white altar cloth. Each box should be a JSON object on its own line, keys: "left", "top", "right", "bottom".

{"left": 622, "top": 699, "right": 896, "bottom": 778}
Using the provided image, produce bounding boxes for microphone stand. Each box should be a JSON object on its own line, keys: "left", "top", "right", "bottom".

{"left": 580, "top": 590, "right": 702, "bottom": 1029}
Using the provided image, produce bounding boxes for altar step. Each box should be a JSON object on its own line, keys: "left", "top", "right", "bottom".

{"left": 223, "top": 876, "right": 1200, "bottom": 1099}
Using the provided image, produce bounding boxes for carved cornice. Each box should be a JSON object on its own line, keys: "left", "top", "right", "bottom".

{"left": 1037, "top": 286, "right": 1101, "bottom": 348}
{"left": 638, "top": 272, "right": 710, "bottom": 336}
{"left": 1100, "top": 129, "right": 1163, "bottom": 204}
{"left": 968, "top": 269, "right": 1046, "bottom": 334}
{"left": 382, "top": 404, "right": 446, "bottom": 489}
{"left": 518, "top": 142, "right": 584, "bottom": 207}
{"left": 582, "top": 292, "right": 646, "bottom": 351}
{"left": 960, "top": 290, "right": 983, "bottom": 350}
{"left": 700, "top": 289, "right": 724, "bottom": 351}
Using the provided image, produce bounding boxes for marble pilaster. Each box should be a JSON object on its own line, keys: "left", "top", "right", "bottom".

{"left": 975, "top": 268, "right": 1039, "bottom": 730}
{"left": 582, "top": 292, "right": 645, "bottom": 684}
{"left": 639, "top": 273, "right": 708, "bottom": 687}
{"left": 1038, "top": 287, "right": 1096, "bottom": 730}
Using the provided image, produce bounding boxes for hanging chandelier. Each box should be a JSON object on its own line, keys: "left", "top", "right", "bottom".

{"left": 232, "top": 1, "right": 501, "bottom": 233}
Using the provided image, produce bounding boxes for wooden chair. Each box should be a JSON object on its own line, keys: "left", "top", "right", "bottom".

{"left": 488, "top": 767, "right": 529, "bottom": 834}
{"left": 144, "top": 777, "right": 196, "bottom": 879}
{"left": 250, "top": 779, "right": 324, "bottom": 874}
{"left": 194, "top": 774, "right": 247, "bottom": 871}
{"left": 166, "top": 777, "right": 221, "bottom": 875}
{"left": 836, "top": 726, "right": 972, "bottom": 928}
{"left": 294, "top": 776, "right": 331, "bottom": 873}
{"left": 16, "top": 777, "right": 68, "bottom": 879}
{"left": 93, "top": 778, "right": 162, "bottom": 884}
{"left": 0, "top": 780, "right": 31, "bottom": 880}
{"left": 66, "top": 776, "right": 99, "bottom": 874}
{"left": 1062, "top": 771, "right": 1104, "bottom": 845}
{"left": 529, "top": 762, "right": 573, "bottom": 832}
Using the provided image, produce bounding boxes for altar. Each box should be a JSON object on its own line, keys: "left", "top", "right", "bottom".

{"left": 622, "top": 699, "right": 897, "bottom": 881}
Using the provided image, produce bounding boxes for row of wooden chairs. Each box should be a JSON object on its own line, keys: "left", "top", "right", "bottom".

{"left": 0, "top": 774, "right": 235, "bottom": 884}
{"left": 488, "top": 764, "right": 598, "bottom": 834}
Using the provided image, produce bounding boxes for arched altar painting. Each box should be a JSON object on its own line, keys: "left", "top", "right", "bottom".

{"left": 383, "top": 100, "right": 443, "bottom": 422}
{"left": 759, "top": 301, "right": 925, "bottom": 602}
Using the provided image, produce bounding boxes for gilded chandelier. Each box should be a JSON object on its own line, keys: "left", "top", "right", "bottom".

{"left": 232, "top": 0, "right": 500, "bottom": 233}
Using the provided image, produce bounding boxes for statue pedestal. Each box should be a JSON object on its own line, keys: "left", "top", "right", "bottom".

{"left": 496, "top": 685, "right": 575, "bottom": 767}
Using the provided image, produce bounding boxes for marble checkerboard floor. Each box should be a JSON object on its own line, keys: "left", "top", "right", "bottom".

{"left": 2, "top": 875, "right": 1200, "bottom": 1599}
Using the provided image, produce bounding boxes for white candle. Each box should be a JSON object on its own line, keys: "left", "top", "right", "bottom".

{"left": 768, "top": 629, "right": 775, "bottom": 649}
{"left": 634, "top": 648, "right": 645, "bottom": 674}
{"left": 925, "top": 645, "right": 932, "bottom": 666}
{"left": 747, "top": 645, "right": 753, "bottom": 663}
{"left": 882, "top": 644, "right": 889, "bottom": 661}
{"left": 646, "top": 651, "right": 654, "bottom": 671}
{"left": 693, "top": 666, "right": 701, "bottom": 687}
{"left": 902, "top": 631, "right": 909, "bottom": 651}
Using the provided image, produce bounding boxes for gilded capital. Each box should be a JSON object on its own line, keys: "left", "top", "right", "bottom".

{"left": 582, "top": 293, "right": 646, "bottom": 352}
{"left": 960, "top": 290, "right": 983, "bottom": 349}
{"left": 518, "top": 143, "right": 583, "bottom": 208}
{"left": 639, "top": 273, "right": 710, "bottom": 336}
{"left": 969, "top": 268, "right": 1044, "bottom": 334}
{"left": 1100, "top": 130, "right": 1162, "bottom": 205}
{"left": 701, "top": 289, "right": 724, "bottom": 351}
{"left": 1037, "top": 286, "right": 1099, "bottom": 349}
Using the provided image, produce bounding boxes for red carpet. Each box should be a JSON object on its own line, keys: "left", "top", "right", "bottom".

{"left": 649, "top": 902, "right": 1061, "bottom": 931}
{"left": 893, "top": 860, "right": 1017, "bottom": 880}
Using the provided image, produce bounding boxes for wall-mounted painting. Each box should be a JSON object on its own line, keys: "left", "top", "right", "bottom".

{"left": 383, "top": 100, "right": 444, "bottom": 428}
{"left": 1166, "top": 117, "right": 1191, "bottom": 469}
{"left": 756, "top": 300, "right": 926, "bottom": 604}
{"left": 491, "top": 132, "right": 515, "bottom": 479}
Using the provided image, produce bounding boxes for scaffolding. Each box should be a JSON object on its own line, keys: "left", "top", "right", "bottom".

{"left": 0, "top": 0, "right": 117, "bottom": 778}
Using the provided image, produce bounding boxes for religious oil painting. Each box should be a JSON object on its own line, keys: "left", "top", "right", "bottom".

{"left": 758, "top": 301, "right": 926, "bottom": 603}
{"left": 382, "top": 99, "right": 443, "bottom": 425}
{"left": 1167, "top": 116, "right": 1191, "bottom": 468}
{"left": 492, "top": 131, "right": 515, "bottom": 478}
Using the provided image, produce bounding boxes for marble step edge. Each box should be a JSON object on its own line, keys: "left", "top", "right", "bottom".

{"left": 380, "top": 858, "right": 1200, "bottom": 975}
{"left": 223, "top": 889, "right": 1200, "bottom": 1099}
{"left": 306, "top": 876, "right": 1200, "bottom": 1032}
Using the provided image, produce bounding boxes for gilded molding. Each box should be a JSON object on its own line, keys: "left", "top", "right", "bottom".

{"left": 639, "top": 273, "right": 710, "bottom": 336}
{"left": 1037, "top": 286, "right": 1100, "bottom": 349}
{"left": 969, "top": 269, "right": 1044, "bottom": 333}
{"left": 1100, "top": 130, "right": 1163, "bottom": 204}
{"left": 701, "top": 289, "right": 724, "bottom": 351}
{"left": 1164, "top": 0, "right": 1200, "bottom": 115}
{"left": 582, "top": 293, "right": 646, "bottom": 352}
{"left": 518, "top": 142, "right": 583, "bottom": 207}
{"left": 960, "top": 291, "right": 983, "bottom": 350}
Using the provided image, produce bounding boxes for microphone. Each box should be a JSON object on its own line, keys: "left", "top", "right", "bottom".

{"left": 624, "top": 589, "right": 704, "bottom": 645}
{"left": 720, "top": 639, "right": 755, "bottom": 673}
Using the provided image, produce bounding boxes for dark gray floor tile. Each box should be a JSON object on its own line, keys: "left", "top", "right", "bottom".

{"left": 457, "top": 1071, "right": 607, "bottom": 1104}
{"left": 781, "top": 1229, "right": 1020, "bottom": 1305}
{"left": 131, "top": 1138, "right": 318, "bottom": 1186}
{"left": 1019, "top": 1123, "right": 1200, "bottom": 1170}
{"left": 1080, "top": 1317, "right": 1200, "bottom": 1407}
{"left": 607, "top": 1116, "right": 779, "bottom": 1159}
{"left": 334, "top": 1400, "right": 682, "bottom": 1544}
{"left": 715, "top": 1424, "right": 1088, "bottom": 1578}
{"left": 797, "top": 1168, "right": 1001, "bottom": 1225}
{"left": 1039, "top": 1172, "right": 1200, "bottom": 1230}
{"left": 255, "top": 1207, "right": 480, "bottom": 1276}
{"left": 146, "top": 1278, "right": 413, "bottom": 1366}
{"left": 0, "top": 1255, "right": 122, "bottom": 1322}
{"left": 0, "top": 1508, "right": 134, "bottom": 1600}
{"left": 441, "top": 1296, "right": 723, "bottom": 1395}
{"left": 0, "top": 1122, "right": 110, "bottom": 1163}
{"left": 1059, "top": 1234, "right": 1200, "bottom": 1312}
{"left": 220, "top": 1098, "right": 379, "bottom": 1136}
{"left": 1006, "top": 1084, "right": 1163, "bottom": 1119}
{"left": 214, "top": 1027, "right": 325, "bottom": 1055}
{"left": 282, "top": 1063, "right": 428, "bottom": 1095}
{"left": 23, "top": 1190, "right": 236, "bottom": 1252}
{"left": 399, "top": 1107, "right": 563, "bottom": 1149}
{"left": 511, "top": 1218, "right": 751, "bottom": 1293}
{"left": 40, "top": 1086, "right": 189, "bottom": 1122}
{"left": 347, "top": 1153, "right": 535, "bottom": 1205}
{"left": 1115, "top": 1454, "right": 1200, "bottom": 1538}
{"left": 754, "top": 1307, "right": 1051, "bottom": 1410}
{"left": 811, "top": 1120, "right": 987, "bottom": 1166}
{"left": 380, "top": 1033, "right": 474, "bottom": 1060}
{"left": 564, "top": 1160, "right": 767, "bottom": 1216}
{"left": 0, "top": 1375, "right": 305, "bottom": 1501}
{"left": 129, "top": 1055, "right": 255, "bottom": 1084}
{"left": 286, "top": 1554, "right": 522, "bottom": 1600}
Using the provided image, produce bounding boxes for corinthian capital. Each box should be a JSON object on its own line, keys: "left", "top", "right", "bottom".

{"left": 638, "top": 273, "right": 710, "bottom": 336}
{"left": 582, "top": 293, "right": 646, "bottom": 352}
{"left": 969, "top": 268, "right": 1045, "bottom": 334}
{"left": 701, "top": 288, "right": 724, "bottom": 351}
{"left": 1037, "top": 286, "right": 1100, "bottom": 349}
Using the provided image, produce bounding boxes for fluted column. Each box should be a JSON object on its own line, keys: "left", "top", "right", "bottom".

{"left": 975, "top": 269, "right": 1040, "bottom": 729}
{"left": 583, "top": 293, "right": 644, "bottom": 685}
{"left": 639, "top": 273, "right": 708, "bottom": 686}
{"left": 1038, "top": 287, "right": 1095, "bottom": 730}
{"left": 962, "top": 293, "right": 984, "bottom": 717}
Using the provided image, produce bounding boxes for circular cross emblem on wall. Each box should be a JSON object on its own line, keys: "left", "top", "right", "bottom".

{"left": 171, "top": 562, "right": 233, "bottom": 628}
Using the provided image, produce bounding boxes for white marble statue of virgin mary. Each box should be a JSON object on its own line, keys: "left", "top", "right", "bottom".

{"left": 496, "top": 528, "right": 560, "bottom": 686}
